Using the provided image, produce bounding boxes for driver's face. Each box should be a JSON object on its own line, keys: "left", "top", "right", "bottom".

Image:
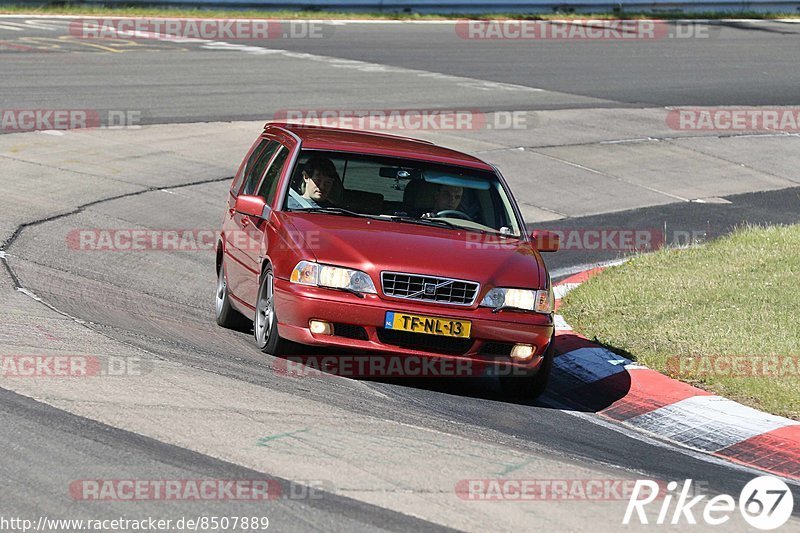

{"left": 433, "top": 185, "right": 463, "bottom": 211}
{"left": 303, "top": 171, "right": 335, "bottom": 201}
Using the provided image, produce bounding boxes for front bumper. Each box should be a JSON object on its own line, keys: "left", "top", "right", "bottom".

{"left": 273, "top": 277, "right": 554, "bottom": 373}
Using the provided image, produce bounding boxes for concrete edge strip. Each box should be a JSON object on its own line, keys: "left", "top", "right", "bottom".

{"left": 551, "top": 266, "right": 800, "bottom": 481}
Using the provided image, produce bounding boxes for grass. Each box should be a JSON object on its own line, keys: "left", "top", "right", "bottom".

{"left": 559, "top": 224, "right": 800, "bottom": 420}
{"left": 1, "top": 5, "right": 799, "bottom": 20}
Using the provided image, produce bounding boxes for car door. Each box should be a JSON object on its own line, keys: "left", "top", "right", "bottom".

{"left": 237, "top": 138, "right": 296, "bottom": 306}
{"left": 225, "top": 138, "right": 281, "bottom": 308}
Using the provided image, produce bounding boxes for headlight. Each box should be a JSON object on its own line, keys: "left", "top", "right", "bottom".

{"left": 290, "top": 261, "right": 376, "bottom": 294}
{"left": 290, "top": 260, "right": 319, "bottom": 286}
{"left": 480, "top": 287, "right": 553, "bottom": 314}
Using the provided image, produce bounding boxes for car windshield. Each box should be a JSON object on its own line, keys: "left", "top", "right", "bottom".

{"left": 283, "top": 150, "right": 522, "bottom": 237}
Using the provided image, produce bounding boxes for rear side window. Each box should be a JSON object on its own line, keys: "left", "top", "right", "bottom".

{"left": 241, "top": 140, "right": 280, "bottom": 196}
{"left": 232, "top": 139, "right": 262, "bottom": 193}
{"left": 256, "top": 146, "right": 290, "bottom": 204}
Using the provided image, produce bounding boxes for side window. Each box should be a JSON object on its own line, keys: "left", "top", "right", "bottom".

{"left": 241, "top": 140, "right": 280, "bottom": 196}
{"left": 256, "top": 145, "right": 290, "bottom": 203}
{"left": 231, "top": 139, "right": 263, "bottom": 193}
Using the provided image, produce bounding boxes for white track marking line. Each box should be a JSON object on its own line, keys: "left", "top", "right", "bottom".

{"left": 203, "top": 43, "right": 543, "bottom": 93}
{"left": 554, "top": 282, "right": 580, "bottom": 300}
{"left": 21, "top": 19, "right": 70, "bottom": 30}
{"left": 87, "top": 25, "right": 545, "bottom": 93}
{"left": 553, "top": 314, "right": 572, "bottom": 331}
{"left": 0, "top": 19, "right": 68, "bottom": 31}
{"left": 550, "top": 258, "right": 628, "bottom": 281}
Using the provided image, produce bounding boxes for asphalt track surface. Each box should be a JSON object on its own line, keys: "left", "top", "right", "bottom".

{"left": 1, "top": 18, "right": 800, "bottom": 125}
{"left": 1, "top": 15, "right": 800, "bottom": 532}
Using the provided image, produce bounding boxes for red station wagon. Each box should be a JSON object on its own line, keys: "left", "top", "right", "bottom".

{"left": 216, "top": 123, "right": 559, "bottom": 398}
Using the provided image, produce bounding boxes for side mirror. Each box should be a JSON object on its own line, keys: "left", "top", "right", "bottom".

{"left": 531, "top": 230, "right": 559, "bottom": 252}
{"left": 234, "top": 195, "right": 269, "bottom": 218}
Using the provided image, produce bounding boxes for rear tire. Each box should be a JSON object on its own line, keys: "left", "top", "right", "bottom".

{"left": 254, "top": 267, "right": 294, "bottom": 355}
{"left": 215, "top": 258, "right": 249, "bottom": 330}
{"left": 499, "top": 334, "right": 555, "bottom": 399}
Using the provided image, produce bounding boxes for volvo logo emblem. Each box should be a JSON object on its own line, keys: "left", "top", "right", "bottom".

{"left": 424, "top": 283, "right": 436, "bottom": 295}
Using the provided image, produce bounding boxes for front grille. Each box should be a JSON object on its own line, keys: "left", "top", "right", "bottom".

{"left": 332, "top": 323, "right": 369, "bottom": 341}
{"left": 377, "top": 328, "right": 473, "bottom": 354}
{"left": 381, "top": 272, "right": 479, "bottom": 306}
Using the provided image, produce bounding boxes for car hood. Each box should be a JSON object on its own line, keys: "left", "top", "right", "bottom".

{"left": 281, "top": 212, "right": 544, "bottom": 289}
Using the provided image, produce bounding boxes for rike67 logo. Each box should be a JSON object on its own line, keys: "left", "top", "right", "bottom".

{"left": 624, "top": 476, "right": 794, "bottom": 530}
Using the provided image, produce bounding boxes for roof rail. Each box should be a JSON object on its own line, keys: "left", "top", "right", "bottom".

{"left": 263, "top": 121, "right": 435, "bottom": 146}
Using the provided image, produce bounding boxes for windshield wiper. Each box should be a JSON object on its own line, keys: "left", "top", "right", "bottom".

{"left": 391, "top": 216, "right": 516, "bottom": 237}
{"left": 389, "top": 216, "right": 464, "bottom": 231}
{"left": 290, "top": 206, "right": 374, "bottom": 219}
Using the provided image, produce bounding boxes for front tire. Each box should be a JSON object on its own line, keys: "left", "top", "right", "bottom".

{"left": 499, "top": 334, "right": 555, "bottom": 399}
{"left": 216, "top": 258, "right": 249, "bottom": 330}
{"left": 254, "top": 267, "right": 293, "bottom": 355}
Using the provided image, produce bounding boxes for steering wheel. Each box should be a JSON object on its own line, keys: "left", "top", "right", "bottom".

{"left": 435, "top": 209, "right": 472, "bottom": 221}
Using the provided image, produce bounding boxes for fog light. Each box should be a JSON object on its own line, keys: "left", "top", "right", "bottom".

{"left": 309, "top": 320, "right": 332, "bottom": 335}
{"left": 510, "top": 344, "right": 535, "bottom": 361}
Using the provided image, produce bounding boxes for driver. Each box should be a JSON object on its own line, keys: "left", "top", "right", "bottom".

{"left": 432, "top": 185, "right": 463, "bottom": 211}
{"left": 421, "top": 184, "right": 463, "bottom": 217}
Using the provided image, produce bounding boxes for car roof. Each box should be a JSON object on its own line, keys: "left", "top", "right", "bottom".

{"left": 264, "top": 122, "right": 494, "bottom": 171}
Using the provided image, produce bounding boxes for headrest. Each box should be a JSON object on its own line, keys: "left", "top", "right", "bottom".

{"left": 402, "top": 180, "right": 438, "bottom": 210}
{"left": 341, "top": 190, "right": 384, "bottom": 215}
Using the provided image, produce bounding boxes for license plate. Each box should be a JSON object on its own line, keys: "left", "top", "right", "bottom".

{"left": 384, "top": 311, "right": 471, "bottom": 338}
